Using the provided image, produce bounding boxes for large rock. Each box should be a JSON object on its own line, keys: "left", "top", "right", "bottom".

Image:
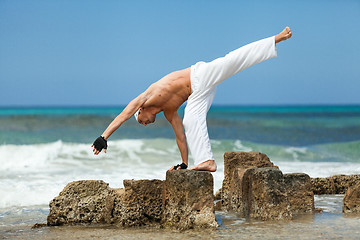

{"left": 343, "top": 183, "right": 360, "bottom": 213}
{"left": 249, "top": 168, "right": 292, "bottom": 220}
{"left": 221, "top": 151, "right": 314, "bottom": 220}
{"left": 284, "top": 173, "right": 314, "bottom": 214}
{"left": 221, "top": 151, "right": 276, "bottom": 210}
{"left": 162, "top": 170, "right": 218, "bottom": 229}
{"left": 311, "top": 174, "right": 360, "bottom": 194}
{"left": 47, "top": 173, "right": 217, "bottom": 229}
{"left": 47, "top": 180, "right": 116, "bottom": 226}
{"left": 113, "top": 179, "right": 164, "bottom": 227}
{"left": 226, "top": 167, "right": 292, "bottom": 220}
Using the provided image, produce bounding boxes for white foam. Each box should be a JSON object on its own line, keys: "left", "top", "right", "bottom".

{"left": 1, "top": 139, "right": 360, "bottom": 209}
{"left": 274, "top": 160, "right": 360, "bottom": 178}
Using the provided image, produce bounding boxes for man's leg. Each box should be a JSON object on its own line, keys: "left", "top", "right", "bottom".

{"left": 183, "top": 87, "right": 217, "bottom": 172}
{"left": 195, "top": 27, "right": 292, "bottom": 91}
{"left": 184, "top": 27, "right": 292, "bottom": 171}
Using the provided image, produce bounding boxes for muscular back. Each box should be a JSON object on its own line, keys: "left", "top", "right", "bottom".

{"left": 143, "top": 67, "right": 191, "bottom": 113}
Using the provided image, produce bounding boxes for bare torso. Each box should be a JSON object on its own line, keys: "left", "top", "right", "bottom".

{"left": 142, "top": 67, "right": 191, "bottom": 114}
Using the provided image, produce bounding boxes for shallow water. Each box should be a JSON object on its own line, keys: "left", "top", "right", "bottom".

{"left": 1, "top": 195, "right": 360, "bottom": 240}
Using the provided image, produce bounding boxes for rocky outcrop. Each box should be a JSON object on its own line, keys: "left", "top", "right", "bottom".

{"left": 113, "top": 179, "right": 164, "bottom": 227}
{"left": 221, "top": 151, "right": 314, "bottom": 220}
{"left": 47, "top": 180, "right": 116, "bottom": 226}
{"left": 284, "top": 173, "right": 314, "bottom": 214}
{"left": 343, "top": 183, "right": 360, "bottom": 213}
{"left": 221, "top": 151, "right": 276, "bottom": 210}
{"left": 162, "top": 170, "right": 218, "bottom": 229}
{"left": 47, "top": 171, "right": 217, "bottom": 229}
{"left": 311, "top": 174, "right": 360, "bottom": 194}
{"left": 249, "top": 168, "right": 292, "bottom": 220}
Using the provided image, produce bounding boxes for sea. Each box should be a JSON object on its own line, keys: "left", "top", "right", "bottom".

{"left": 1, "top": 105, "right": 360, "bottom": 239}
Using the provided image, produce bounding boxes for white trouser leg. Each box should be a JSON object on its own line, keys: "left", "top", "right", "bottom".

{"left": 194, "top": 36, "right": 277, "bottom": 90}
{"left": 184, "top": 36, "right": 277, "bottom": 166}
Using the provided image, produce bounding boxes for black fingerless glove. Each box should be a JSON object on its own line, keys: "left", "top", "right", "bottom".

{"left": 93, "top": 136, "right": 107, "bottom": 152}
{"left": 174, "top": 163, "right": 187, "bottom": 170}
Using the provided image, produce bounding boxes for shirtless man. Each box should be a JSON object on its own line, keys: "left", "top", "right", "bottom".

{"left": 92, "top": 27, "right": 292, "bottom": 172}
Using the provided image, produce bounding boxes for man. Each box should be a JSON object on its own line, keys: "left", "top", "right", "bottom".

{"left": 92, "top": 27, "right": 292, "bottom": 172}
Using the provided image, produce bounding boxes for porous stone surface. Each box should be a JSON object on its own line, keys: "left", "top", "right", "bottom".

{"left": 225, "top": 167, "right": 292, "bottom": 220}
{"left": 113, "top": 179, "right": 164, "bottom": 227}
{"left": 47, "top": 180, "right": 116, "bottom": 226}
{"left": 343, "top": 183, "right": 360, "bottom": 213}
{"left": 222, "top": 151, "right": 276, "bottom": 210}
{"left": 221, "top": 151, "right": 315, "bottom": 220}
{"left": 47, "top": 173, "right": 217, "bottom": 229}
{"left": 162, "top": 170, "right": 218, "bottom": 229}
{"left": 284, "top": 173, "right": 314, "bottom": 214}
{"left": 248, "top": 167, "right": 292, "bottom": 220}
{"left": 311, "top": 174, "right": 360, "bottom": 194}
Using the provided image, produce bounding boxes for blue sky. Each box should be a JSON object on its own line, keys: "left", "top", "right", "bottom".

{"left": 0, "top": 0, "right": 359, "bottom": 107}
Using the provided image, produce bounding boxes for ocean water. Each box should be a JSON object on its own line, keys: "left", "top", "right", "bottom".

{"left": 1, "top": 105, "right": 360, "bottom": 232}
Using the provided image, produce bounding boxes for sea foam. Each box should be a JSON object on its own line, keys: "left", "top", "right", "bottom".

{"left": 1, "top": 139, "right": 360, "bottom": 209}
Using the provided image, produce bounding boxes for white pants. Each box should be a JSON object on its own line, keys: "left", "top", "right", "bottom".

{"left": 183, "top": 36, "right": 277, "bottom": 166}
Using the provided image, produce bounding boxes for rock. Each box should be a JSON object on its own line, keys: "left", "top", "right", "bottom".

{"left": 226, "top": 167, "right": 254, "bottom": 215}
{"left": 47, "top": 173, "right": 217, "bottom": 229}
{"left": 284, "top": 173, "right": 314, "bottom": 214}
{"left": 310, "top": 177, "right": 335, "bottom": 195}
{"left": 162, "top": 170, "right": 218, "bottom": 229}
{"left": 226, "top": 167, "right": 292, "bottom": 220}
{"left": 248, "top": 168, "right": 292, "bottom": 220}
{"left": 221, "top": 151, "right": 276, "bottom": 210}
{"left": 113, "top": 179, "right": 164, "bottom": 227}
{"left": 343, "top": 183, "right": 360, "bottom": 213}
{"left": 47, "top": 180, "right": 116, "bottom": 226}
{"left": 311, "top": 174, "right": 360, "bottom": 194}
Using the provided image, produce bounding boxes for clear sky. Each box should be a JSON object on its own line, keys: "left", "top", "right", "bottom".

{"left": 0, "top": 0, "right": 359, "bottom": 107}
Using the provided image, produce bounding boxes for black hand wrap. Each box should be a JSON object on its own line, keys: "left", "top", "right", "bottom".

{"left": 93, "top": 136, "right": 107, "bottom": 152}
{"left": 174, "top": 163, "right": 187, "bottom": 170}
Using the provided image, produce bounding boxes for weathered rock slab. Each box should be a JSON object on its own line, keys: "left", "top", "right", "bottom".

{"left": 47, "top": 172, "right": 218, "bottom": 229}
{"left": 311, "top": 174, "right": 360, "bottom": 195}
{"left": 221, "top": 151, "right": 314, "bottom": 220}
{"left": 47, "top": 180, "right": 116, "bottom": 226}
{"left": 113, "top": 179, "right": 164, "bottom": 227}
{"left": 162, "top": 170, "right": 218, "bottom": 229}
{"left": 343, "top": 183, "right": 360, "bottom": 213}
{"left": 222, "top": 151, "right": 276, "bottom": 210}
{"left": 284, "top": 173, "right": 314, "bottom": 214}
{"left": 249, "top": 168, "right": 292, "bottom": 220}
{"left": 226, "top": 167, "right": 292, "bottom": 220}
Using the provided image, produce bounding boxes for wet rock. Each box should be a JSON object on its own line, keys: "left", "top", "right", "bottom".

{"left": 113, "top": 179, "right": 164, "bottom": 227}
{"left": 226, "top": 167, "right": 292, "bottom": 220}
{"left": 47, "top": 173, "right": 217, "bottom": 229}
{"left": 162, "top": 170, "right": 218, "bottom": 229}
{"left": 343, "top": 183, "right": 360, "bottom": 213}
{"left": 47, "top": 180, "right": 116, "bottom": 226}
{"left": 221, "top": 151, "right": 276, "bottom": 210}
{"left": 248, "top": 168, "right": 292, "bottom": 220}
{"left": 284, "top": 173, "right": 314, "bottom": 214}
{"left": 221, "top": 152, "right": 315, "bottom": 220}
{"left": 310, "top": 177, "right": 335, "bottom": 195}
{"left": 311, "top": 175, "right": 360, "bottom": 194}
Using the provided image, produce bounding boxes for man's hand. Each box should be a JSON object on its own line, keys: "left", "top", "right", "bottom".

{"left": 92, "top": 136, "right": 107, "bottom": 155}
{"left": 168, "top": 163, "right": 187, "bottom": 171}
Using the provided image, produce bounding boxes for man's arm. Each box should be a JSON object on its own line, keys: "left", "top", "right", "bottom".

{"left": 164, "top": 111, "right": 188, "bottom": 169}
{"left": 92, "top": 92, "right": 147, "bottom": 155}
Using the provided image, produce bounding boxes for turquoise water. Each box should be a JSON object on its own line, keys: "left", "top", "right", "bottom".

{"left": 1, "top": 105, "right": 360, "bottom": 146}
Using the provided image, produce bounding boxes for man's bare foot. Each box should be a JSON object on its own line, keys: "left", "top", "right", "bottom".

{"left": 188, "top": 160, "right": 217, "bottom": 172}
{"left": 275, "top": 26, "right": 292, "bottom": 44}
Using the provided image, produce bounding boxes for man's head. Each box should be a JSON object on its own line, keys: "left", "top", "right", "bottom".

{"left": 134, "top": 107, "right": 156, "bottom": 126}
